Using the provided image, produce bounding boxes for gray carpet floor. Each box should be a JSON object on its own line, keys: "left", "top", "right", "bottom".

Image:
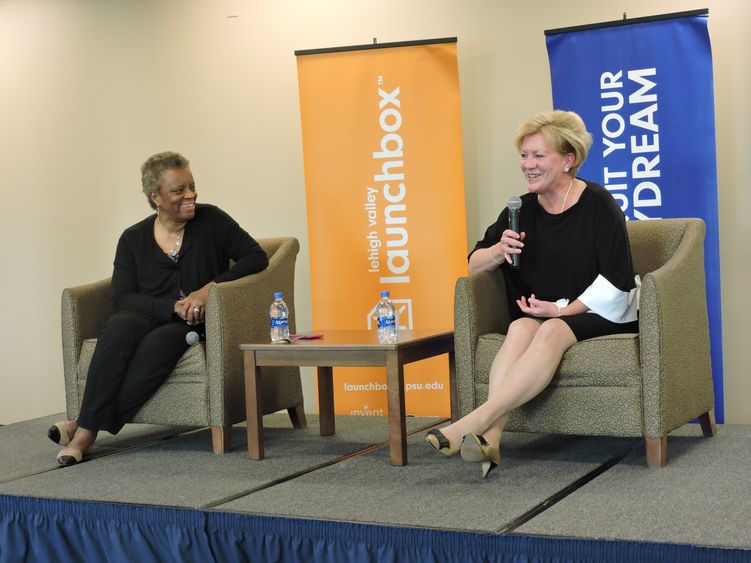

{"left": 0, "top": 413, "right": 440, "bottom": 509}
{"left": 515, "top": 424, "right": 751, "bottom": 549}
{"left": 0, "top": 413, "right": 187, "bottom": 484}
{"left": 2, "top": 413, "right": 749, "bottom": 551}
{"left": 218, "top": 431, "right": 637, "bottom": 532}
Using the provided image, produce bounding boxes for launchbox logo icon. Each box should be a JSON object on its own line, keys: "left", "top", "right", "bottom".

{"left": 366, "top": 298, "right": 413, "bottom": 331}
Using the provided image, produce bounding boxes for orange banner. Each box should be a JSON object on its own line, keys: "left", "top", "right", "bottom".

{"left": 296, "top": 38, "right": 467, "bottom": 417}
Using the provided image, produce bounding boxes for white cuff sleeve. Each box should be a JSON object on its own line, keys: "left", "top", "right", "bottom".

{"left": 579, "top": 274, "right": 640, "bottom": 323}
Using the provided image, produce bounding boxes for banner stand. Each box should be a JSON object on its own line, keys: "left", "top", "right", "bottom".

{"left": 545, "top": 9, "right": 724, "bottom": 421}
{"left": 296, "top": 38, "right": 468, "bottom": 417}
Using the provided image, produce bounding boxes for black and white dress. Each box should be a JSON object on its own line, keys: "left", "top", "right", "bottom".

{"left": 471, "top": 180, "right": 639, "bottom": 342}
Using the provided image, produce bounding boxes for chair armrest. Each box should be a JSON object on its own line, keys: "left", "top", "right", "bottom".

{"left": 204, "top": 237, "right": 300, "bottom": 425}
{"left": 454, "top": 268, "right": 510, "bottom": 416}
{"left": 639, "top": 219, "right": 714, "bottom": 437}
{"left": 61, "top": 278, "right": 112, "bottom": 418}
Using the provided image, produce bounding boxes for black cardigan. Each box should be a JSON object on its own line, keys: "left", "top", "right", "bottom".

{"left": 111, "top": 204, "right": 268, "bottom": 322}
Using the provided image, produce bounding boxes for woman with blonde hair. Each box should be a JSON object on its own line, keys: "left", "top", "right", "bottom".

{"left": 426, "top": 111, "right": 639, "bottom": 477}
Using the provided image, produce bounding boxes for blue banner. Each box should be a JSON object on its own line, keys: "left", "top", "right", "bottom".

{"left": 545, "top": 11, "right": 724, "bottom": 420}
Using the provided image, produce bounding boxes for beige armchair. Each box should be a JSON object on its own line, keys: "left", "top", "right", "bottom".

{"left": 454, "top": 218, "right": 716, "bottom": 468}
{"left": 61, "top": 237, "right": 306, "bottom": 454}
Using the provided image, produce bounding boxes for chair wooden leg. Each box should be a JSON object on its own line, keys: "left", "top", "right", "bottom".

{"left": 645, "top": 436, "right": 667, "bottom": 469}
{"left": 698, "top": 409, "right": 717, "bottom": 437}
{"left": 211, "top": 425, "right": 232, "bottom": 454}
{"left": 288, "top": 403, "right": 307, "bottom": 429}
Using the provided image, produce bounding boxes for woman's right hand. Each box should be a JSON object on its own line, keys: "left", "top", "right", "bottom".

{"left": 498, "top": 228, "right": 525, "bottom": 264}
{"left": 469, "top": 229, "right": 526, "bottom": 273}
{"left": 174, "top": 299, "right": 191, "bottom": 322}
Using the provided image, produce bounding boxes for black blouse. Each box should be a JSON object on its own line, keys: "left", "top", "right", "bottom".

{"left": 471, "top": 181, "right": 636, "bottom": 322}
{"left": 111, "top": 204, "right": 268, "bottom": 322}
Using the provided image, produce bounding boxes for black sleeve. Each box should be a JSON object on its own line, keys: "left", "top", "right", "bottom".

{"left": 211, "top": 208, "right": 269, "bottom": 284}
{"left": 111, "top": 234, "right": 175, "bottom": 321}
{"left": 469, "top": 208, "right": 508, "bottom": 259}
{"left": 594, "top": 193, "right": 636, "bottom": 292}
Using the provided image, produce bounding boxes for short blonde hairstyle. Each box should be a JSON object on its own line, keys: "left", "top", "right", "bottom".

{"left": 514, "top": 110, "right": 593, "bottom": 175}
{"left": 141, "top": 151, "right": 190, "bottom": 210}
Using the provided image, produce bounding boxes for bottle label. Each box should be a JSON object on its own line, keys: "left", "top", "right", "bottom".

{"left": 377, "top": 315, "right": 396, "bottom": 329}
{"left": 271, "top": 318, "right": 288, "bottom": 328}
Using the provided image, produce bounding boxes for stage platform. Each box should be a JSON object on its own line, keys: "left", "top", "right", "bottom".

{"left": 1, "top": 412, "right": 749, "bottom": 562}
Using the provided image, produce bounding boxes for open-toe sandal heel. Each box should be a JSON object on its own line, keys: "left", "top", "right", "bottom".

{"left": 425, "top": 428, "right": 459, "bottom": 458}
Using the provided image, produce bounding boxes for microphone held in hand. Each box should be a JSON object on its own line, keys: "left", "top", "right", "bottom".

{"left": 186, "top": 331, "right": 205, "bottom": 347}
{"left": 507, "top": 196, "right": 522, "bottom": 269}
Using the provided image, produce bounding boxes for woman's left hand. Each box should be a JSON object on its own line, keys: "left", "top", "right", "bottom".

{"left": 517, "top": 294, "right": 559, "bottom": 318}
{"left": 181, "top": 284, "right": 211, "bottom": 325}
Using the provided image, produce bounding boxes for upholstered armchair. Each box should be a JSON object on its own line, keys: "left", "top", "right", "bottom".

{"left": 61, "top": 237, "right": 306, "bottom": 454}
{"left": 454, "top": 218, "right": 716, "bottom": 468}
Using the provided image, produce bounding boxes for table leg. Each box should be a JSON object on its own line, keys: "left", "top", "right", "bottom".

{"left": 244, "top": 350, "right": 264, "bottom": 460}
{"left": 317, "top": 366, "right": 335, "bottom": 436}
{"left": 448, "top": 349, "right": 459, "bottom": 422}
{"left": 386, "top": 350, "right": 407, "bottom": 465}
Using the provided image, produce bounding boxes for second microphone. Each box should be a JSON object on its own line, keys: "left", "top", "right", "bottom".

{"left": 507, "top": 195, "right": 522, "bottom": 269}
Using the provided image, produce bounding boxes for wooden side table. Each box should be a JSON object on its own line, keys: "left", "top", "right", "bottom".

{"left": 240, "top": 329, "right": 456, "bottom": 466}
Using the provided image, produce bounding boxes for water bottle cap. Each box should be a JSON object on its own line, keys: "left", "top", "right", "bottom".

{"left": 273, "top": 292, "right": 283, "bottom": 299}
{"left": 380, "top": 291, "right": 390, "bottom": 298}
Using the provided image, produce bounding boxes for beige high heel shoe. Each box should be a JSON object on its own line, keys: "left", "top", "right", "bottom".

{"left": 460, "top": 432, "right": 501, "bottom": 478}
{"left": 425, "top": 428, "right": 460, "bottom": 458}
{"left": 47, "top": 421, "right": 74, "bottom": 446}
{"left": 56, "top": 447, "right": 83, "bottom": 467}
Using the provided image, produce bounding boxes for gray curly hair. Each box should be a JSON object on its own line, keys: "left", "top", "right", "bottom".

{"left": 141, "top": 151, "right": 190, "bottom": 210}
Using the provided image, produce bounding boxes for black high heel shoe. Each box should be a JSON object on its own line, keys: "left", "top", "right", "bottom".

{"left": 47, "top": 421, "right": 73, "bottom": 446}
{"left": 461, "top": 432, "right": 501, "bottom": 478}
{"left": 425, "top": 428, "right": 460, "bottom": 458}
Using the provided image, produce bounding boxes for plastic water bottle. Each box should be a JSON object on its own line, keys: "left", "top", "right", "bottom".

{"left": 376, "top": 291, "right": 398, "bottom": 344}
{"left": 270, "top": 292, "right": 290, "bottom": 343}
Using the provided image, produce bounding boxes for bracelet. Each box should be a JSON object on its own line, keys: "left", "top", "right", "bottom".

{"left": 554, "top": 298, "right": 569, "bottom": 317}
{"left": 488, "top": 245, "right": 504, "bottom": 265}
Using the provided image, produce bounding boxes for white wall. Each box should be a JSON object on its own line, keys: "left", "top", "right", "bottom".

{"left": 1, "top": 0, "right": 749, "bottom": 424}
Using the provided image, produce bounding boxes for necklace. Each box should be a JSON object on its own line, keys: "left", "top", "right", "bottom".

{"left": 154, "top": 217, "right": 185, "bottom": 262}
{"left": 559, "top": 178, "right": 574, "bottom": 213}
{"left": 167, "top": 230, "right": 184, "bottom": 261}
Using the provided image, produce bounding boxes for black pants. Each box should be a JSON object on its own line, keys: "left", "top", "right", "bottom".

{"left": 77, "top": 312, "right": 193, "bottom": 434}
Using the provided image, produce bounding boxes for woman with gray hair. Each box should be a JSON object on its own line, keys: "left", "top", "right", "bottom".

{"left": 48, "top": 151, "right": 268, "bottom": 466}
{"left": 426, "top": 111, "right": 639, "bottom": 477}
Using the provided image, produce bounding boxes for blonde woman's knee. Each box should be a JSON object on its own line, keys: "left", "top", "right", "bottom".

{"left": 507, "top": 317, "right": 542, "bottom": 338}
{"left": 535, "top": 318, "right": 577, "bottom": 349}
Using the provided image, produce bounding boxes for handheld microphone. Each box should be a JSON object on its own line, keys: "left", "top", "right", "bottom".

{"left": 507, "top": 196, "right": 522, "bottom": 269}
{"left": 186, "top": 331, "right": 205, "bottom": 347}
